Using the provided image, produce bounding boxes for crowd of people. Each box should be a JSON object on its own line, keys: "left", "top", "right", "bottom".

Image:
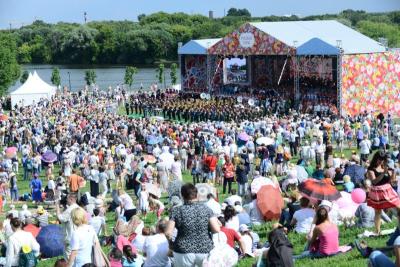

{"left": 0, "top": 87, "right": 399, "bottom": 267}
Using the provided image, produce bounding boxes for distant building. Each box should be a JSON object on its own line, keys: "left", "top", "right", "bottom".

{"left": 209, "top": 10, "right": 214, "bottom": 19}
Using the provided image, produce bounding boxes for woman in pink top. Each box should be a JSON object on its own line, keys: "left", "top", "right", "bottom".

{"left": 294, "top": 206, "right": 339, "bottom": 259}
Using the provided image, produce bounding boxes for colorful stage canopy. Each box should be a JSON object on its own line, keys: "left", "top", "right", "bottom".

{"left": 178, "top": 20, "right": 386, "bottom": 57}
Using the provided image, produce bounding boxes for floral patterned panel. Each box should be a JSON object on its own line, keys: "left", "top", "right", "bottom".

{"left": 182, "top": 55, "right": 207, "bottom": 92}
{"left": 208, "top": 23, "right": 294, "bottom": 56}
{"left": 341, "top": 51, "right": 400, "bottom": 116}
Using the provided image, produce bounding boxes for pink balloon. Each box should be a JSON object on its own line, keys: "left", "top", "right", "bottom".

{"left": 351, "top": 188, "right": 366, "bottom": 204}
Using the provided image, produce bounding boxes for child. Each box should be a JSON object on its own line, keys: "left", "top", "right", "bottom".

{"left": 148, "top": 194, "right": 165, "bottom": 219}
{"left": 343, "top": 175, "right": 355, "bottom": 193}
{"left": 138, "top": 184, "right": 149, "bottom": 217}
{"left": 122, "top": 245, "right": 144, "bottom": 267}
{"left": 109, "top": 247, "right": 123, "bottom": 267}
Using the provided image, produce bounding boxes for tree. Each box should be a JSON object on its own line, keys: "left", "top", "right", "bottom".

{"left": 170, "top": 63, "right": 178, "bottom": 85}
{"left": 20, "top": 70, "right": 29, "bottom": 84}
{"left": 124, "top": 66, "right": 138, "bottom": 89}
{"left": 84, "top": 69, "right": 97, "bottom": 85}
{"left": 51, "top": 67, "right": 61, "bottom": 86}
{"left": 227, "top": 8, "right": 251, "bottom": 17}
{"left": 157, "top": 63, "right": 165, "bottom": 86}
{"left": 0, "top": 34, "right": 21, "bottom": 95}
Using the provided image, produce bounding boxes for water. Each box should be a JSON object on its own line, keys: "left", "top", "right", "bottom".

{"left": 9, "top": 64, "right": 180, "bottom": 92}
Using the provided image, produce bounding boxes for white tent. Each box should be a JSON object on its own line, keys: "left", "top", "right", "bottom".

{"left": 11, "top": 71, "right": 56, "bottom": 108}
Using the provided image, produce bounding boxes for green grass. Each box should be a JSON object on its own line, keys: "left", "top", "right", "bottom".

{"left": 3, "top": 131, "right": 398, "bottom": 266}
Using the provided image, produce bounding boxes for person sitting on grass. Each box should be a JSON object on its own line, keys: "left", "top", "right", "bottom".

{"left": 294, "top": 206, "right": 339, "bottom": 259}
{"left": 290, "top": 197, "right": 315, "bottom": 234}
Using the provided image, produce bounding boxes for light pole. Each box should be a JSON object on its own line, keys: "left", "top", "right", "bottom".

{"left": 67, "top": 71, "right": 72, "bottom": 92}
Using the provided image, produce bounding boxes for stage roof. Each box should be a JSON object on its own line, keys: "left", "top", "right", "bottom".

{"left": 179, "top": 20, "right": 386, "bottom": 56}
{"left": 250, "top": 20, "right": 385, "bottom": 55}
{"left": 178, "top": 38, "right": 221, "bottom": 55}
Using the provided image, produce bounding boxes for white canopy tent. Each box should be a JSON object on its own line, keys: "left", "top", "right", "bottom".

{"left": 11, "top": 71, "right": 57, "bottom": 108}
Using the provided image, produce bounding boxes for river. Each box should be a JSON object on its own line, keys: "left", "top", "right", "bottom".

{"left": 9, "top": 64, "right": 180, "bottom": 92}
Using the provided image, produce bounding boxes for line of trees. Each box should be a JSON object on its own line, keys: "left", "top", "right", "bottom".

{"left": 0, "top": 9, "right": 398, "bottom": 66}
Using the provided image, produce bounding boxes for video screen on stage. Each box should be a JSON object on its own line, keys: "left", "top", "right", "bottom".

{"left": 224, "top": 57, "right": 248, "bottom": 84}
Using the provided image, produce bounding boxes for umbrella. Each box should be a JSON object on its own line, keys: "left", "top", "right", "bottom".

{"left": 144, "top": 155, "right": 156, "bottom": 164}
{"left": 0, "top": 114, "right": 8, "bottom": 121}
{"left": 36, "top": 225, "right": 64, "bottom": 258}
{"left": 257, "top": 185, "right": 284, "bottom": 221}
{"left": 238, "top": 132, "right": 250, "bottom": 142}
{"left": 5, "top": 147, "right": 17, "bottom": 158}
{"left": 41, "top": 150, "right": 57, "bottom": 163}
{"left": 299, "top": 179, "right": 341, "bottom": 201}
{"left": 256, "top": 137, "right": 274, "bottom": 146}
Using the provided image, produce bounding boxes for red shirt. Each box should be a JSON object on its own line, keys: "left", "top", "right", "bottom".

{"left": 205, "top": 155, "right": 218, "bottom": 172}
{"left": 221, "top": 226, "right": 241, "bottom": 248}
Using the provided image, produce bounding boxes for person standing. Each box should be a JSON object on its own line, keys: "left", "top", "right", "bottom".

{"left": 222, "top": 157, "right": 235, "bottom": 194}
{"left": 9, "top": 172, "right": 18, "bottom": 204}
{"left": 67, "top": 208, "right": 98, "bottom": 267}
{"left": 360, "top": 135, "right": 372, "bottom": 163}
{"left": 165, "top": 183, "right": 220, "bottom": 267}
{"left": 56, "top": 193, "right": 80, "bottom": 260}
{"left": 366, "top": 150, "right": 400, "bottom": 234}
{"left": 5, "top": 218, "right": 40, "bottom": 267}
{"left": 30, "top": 173, "right": 42, "bottom": 203}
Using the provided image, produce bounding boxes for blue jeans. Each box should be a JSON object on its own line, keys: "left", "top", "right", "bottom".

{"left": 387, "top": 227, "right": 400, "bottom": 247}
{"left": 370, "top": 236, "right": 400, "bottom": 267}
{"left": 10, "top": 189, "right": 18, "bottom": 201}
{"left": 293, "top": 250, "right": 334, "bottom": 260}
{"left": 369, "top": 251, "right": 395, "bottom": 267}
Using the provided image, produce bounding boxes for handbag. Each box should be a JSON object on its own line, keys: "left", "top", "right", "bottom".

{"left": 203, "top": 234, "right": 238, "bottom": 267}
{"left": 92, "top": 234, "right": 110, "bottom": 267}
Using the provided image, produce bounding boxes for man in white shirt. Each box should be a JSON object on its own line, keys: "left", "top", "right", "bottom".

{"left": 89, "top": 208, "right": 106, "bottom": 236}
{"left": 359, "top": 136, "right": 372, "bottom": 163}
{"left": 56, "top": 193, "right": 79, "bottom": 260}
{"left": 143, "top": 219, "right": 171, "bottom": 267}
{"left": 291, "top": 198, "right": 315, "bottom": 234}
{"left": 6, "top": 218, "right": 40, "bottom": 267}
{"left": 205, "top": 193, "right": 221, "bottom": 216}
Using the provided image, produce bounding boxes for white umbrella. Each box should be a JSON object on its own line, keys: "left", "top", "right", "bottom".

{"left": 256, "top": 137, "right": 274, "bottom": 146}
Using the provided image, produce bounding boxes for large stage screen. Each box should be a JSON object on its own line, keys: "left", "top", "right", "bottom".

{"left": 224, "top": 57, "right": 248, "bottom": 84}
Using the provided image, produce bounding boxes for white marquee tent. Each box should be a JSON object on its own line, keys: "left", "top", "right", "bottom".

{"left": 11, "top": 71, "right": 57, "bottom": 108}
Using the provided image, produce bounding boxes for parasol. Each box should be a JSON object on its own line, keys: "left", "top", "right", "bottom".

{"left": 238, "top": 132, "right": 250, "bottom": 142}
{"left": 146, "top": 182, "right": 161, "bottom": 198}
{"left": 257, "top": 185, "right": 284, "bottom": 221}
{"left": 36, "top": 225, "right": 64, "bottom": 258}
{"left": 256, "top": 137, "right": 274, "bottom": 146}
{"left": 299, "top": 179, "right": 341, "bottom": 201}
{"left": 144, "top": 154, "right": 156, "bottom": 164}
{"left": 41, "top": 150, "right": 58, "bottom": 163}
{"left": 5, "top": 147, "right": 17, "bottom": 158}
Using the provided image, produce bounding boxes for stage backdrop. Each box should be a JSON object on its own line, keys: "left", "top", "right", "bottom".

{"left": 208, "top": 23, "right": 294, "bottom": 56}
{"left": 182, "top": 55, "right": 207, "bottom": 92}
{"left": 341, "top": 51, "right": 400, "bottom": 117}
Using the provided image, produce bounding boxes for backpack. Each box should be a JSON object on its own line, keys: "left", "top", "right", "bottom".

{"left": 26, "top": 159, "right": 33, "bottom": 170}
{"left": 19, "top": 248, "right": 38, "bottom": 267}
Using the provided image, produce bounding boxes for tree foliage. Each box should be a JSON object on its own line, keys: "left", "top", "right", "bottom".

{"left": 51, "top": 67, "right": 61, "bottom": 86}
{"left": 0, "top": 9, "right": 399, "bottom": 66}
{"left": 0, "top": 34, "right": 21, "bottom": 95}
{"left": 124, "top": 66, "right": 138, "bottom": 88}
{"left": 170, "top": 63, "right": 178, "bottom": 85}
{"left": 227, "top": 8, "right": 251, "bottom": 17}
{"left": 20, "top": 70, "right": 29, "bottom": 84}
{"left": 84, "top": 69, "right": 96, "bottom": 85}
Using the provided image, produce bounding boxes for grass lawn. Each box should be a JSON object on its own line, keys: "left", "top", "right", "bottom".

{"left": 2, "top": 111, "right": 397, "bottom": 267}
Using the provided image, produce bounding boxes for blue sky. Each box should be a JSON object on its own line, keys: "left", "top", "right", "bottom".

{"left": 0, "top": 0, "right": 399, "bottom": 29}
